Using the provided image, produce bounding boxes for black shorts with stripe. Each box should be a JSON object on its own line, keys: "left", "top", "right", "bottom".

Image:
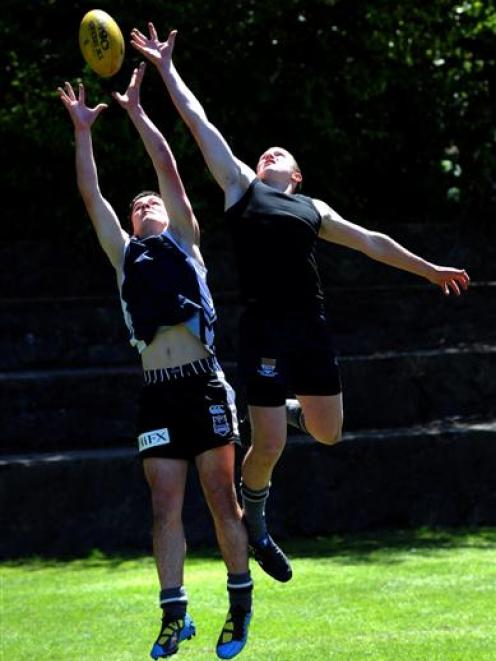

{"left": 137, "top": 356, "right": 239, "bottom": 461}
{"left": 238, "top": 309, "right": 342, "bottom": 407}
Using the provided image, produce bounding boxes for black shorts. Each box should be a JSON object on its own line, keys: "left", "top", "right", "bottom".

{"left": 137, "top": 356, "right": 239, "bottom": 461}
{"left": 239, "top": 311, "right": 342, "bottom": 407}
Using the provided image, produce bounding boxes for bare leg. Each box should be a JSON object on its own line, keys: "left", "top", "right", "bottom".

{"left": 242, "top": 405, "right": 287, "bottom": 489}
{"left": 196, "top": 443, "right": 248, "bottom": 573}
{"left": 143, "top": 457, "right": 189, "bottom": 588}
{"left": 240, "top": 406, "right": 292, "bottom": 582}
{"left": 296, "top": 393, "right": 343, "bottom": 445}
{"left": 196, "top": 444, "right": 254, "bottom": 658}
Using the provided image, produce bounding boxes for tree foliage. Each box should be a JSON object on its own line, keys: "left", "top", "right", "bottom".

{"left": 2, "top": 0, "right": 495, "bottom": 240}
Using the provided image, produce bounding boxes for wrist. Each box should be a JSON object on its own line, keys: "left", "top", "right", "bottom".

{"left": 127, "top": 104, "right": 144, "bottom": 119}
{"left": 74, "top": 124, "right": 91, "bottom": 137}
{"left": 157, "top": 59, "right": 173, "bottom": 78}
{"left": 422, "top": 262, "right": 439, "bottom": 283}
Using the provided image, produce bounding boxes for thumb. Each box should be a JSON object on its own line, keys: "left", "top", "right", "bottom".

{"left": 94, "top": 103, "right": 109, "bottom": 116}
{"left": 169, "top": 30, "right": 178, "bottom": 51}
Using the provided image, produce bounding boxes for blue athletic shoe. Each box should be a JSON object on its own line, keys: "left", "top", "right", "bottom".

{"left": 216, "top": 606, "right": 252, "bottom": 659}
{"left": 150, "top": 613, "right": 196, "bottom": 659}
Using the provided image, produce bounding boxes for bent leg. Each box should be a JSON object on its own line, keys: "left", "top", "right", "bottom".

{"left": 143, "top": 457, "right": 189, "bottom": 589}
{"left": 295, "top": 393, "right": 343, "bottom": 445}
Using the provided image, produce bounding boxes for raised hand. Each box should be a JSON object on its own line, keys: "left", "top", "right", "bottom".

{"left": 429, "top": 266, "right": 470, "bottom": 295}
{"left": 57, "top": 82, "right": 108, "bottom": 130}
{"left": 113, "top": 62, "right": 146, "bottom": 111}
{"left": 130, "top": 22, "right": 177, "bottom": 69}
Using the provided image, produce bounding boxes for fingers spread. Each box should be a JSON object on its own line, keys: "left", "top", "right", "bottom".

{"left": 64, "top": 82, "right": 76, "bottom": 99}
{"left": 149, "top": 22, "right": 158, "bottom": 40}
{"left": 95, "top": 103, "right": 108, "bottom": 115}
{"left": 131, "top": 28, "right": 146, "bottom": 44}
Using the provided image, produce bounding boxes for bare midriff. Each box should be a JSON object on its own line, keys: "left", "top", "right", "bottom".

{"left": 140, "top": 323, "right": 209, "bottom": 370}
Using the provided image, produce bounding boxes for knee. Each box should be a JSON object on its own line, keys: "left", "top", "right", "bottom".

{"left": 310, "top": 421, "right": 343, "bottom": 446}
{"left": 206, "top": 483, "right": 240, "bottom": 522}
{"left": 250, "top": 436, "right": 286, "bottom": 464}
{"left": 149, "top": 485, "right": 183, "bottom": 523}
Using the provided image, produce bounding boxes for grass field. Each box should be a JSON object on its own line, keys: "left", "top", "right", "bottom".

{"left": 2, "top": 529, "right": 495, "bottom": 660}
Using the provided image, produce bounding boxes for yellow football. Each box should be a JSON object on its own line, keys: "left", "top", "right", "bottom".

{"left": 79, "top": 9, "right": 125, "bottom": 77}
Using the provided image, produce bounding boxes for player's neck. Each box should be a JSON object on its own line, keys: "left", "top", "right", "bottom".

{"left": 260, "top": 176, "right": 294, "bottom": 195}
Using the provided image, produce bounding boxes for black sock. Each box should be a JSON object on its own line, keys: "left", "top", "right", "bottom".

{"left": 241, "top": 481, "right": 270, "bottom": 541}
{"left": 160, "top": 586, "right": 187, "bottom": 621}
{"left": 227, "top": 571, "right": 253, "bottom": 613}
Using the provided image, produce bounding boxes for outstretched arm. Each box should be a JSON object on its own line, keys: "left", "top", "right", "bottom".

{"left": 130, "top": 24, "right": 255, "bottom": 206}
{"left": 113, "top": 62, "right": 199, "bottom": 247}
{"left": 315, "top": 199, "right": 470, "bottom": 295}
{"left": 57, "top": 82, "right": 128, "bottom": 270}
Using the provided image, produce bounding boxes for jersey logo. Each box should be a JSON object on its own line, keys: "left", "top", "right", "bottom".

{"left": 134, "top": 253, "right": 153, "bottom": 263}
{"left": 209, "top": 404, "right": 231, "bottom": 437}
{"left": 257, "top": 357, "right": 278, "bottom": 378}
{"left": 138, "top": 428, "right": 170, "bottom": 453}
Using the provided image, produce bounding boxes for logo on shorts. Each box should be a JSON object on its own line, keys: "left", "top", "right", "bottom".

{"left": 209, "top": 404, "right": 231, "bottom": 437}
{"left": 257, "top": 357, "right": 278, "bottom": 378}
{"left": 138, "top": 428, "right": 171, "bottom": 453}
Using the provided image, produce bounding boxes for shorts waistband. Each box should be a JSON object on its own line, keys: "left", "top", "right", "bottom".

{"left": 143, "top": 356, "right": 221, "bottom": 384}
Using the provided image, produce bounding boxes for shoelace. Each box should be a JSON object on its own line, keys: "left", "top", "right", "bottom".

{"left": 157, "top": 618, "right": 183, "bottom": 646}
{"left": 221, "top": 607, "right": 249, "bottom": 642}
{"left": 258, "top": 535, "right": 285, "bottom": 557}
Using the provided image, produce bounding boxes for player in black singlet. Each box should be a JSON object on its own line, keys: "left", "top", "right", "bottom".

{"left": 130, "top": 25, "right": 470, "bottom": 584}
{"left": 58, "top": 63, "right": 252, "bottom": 660}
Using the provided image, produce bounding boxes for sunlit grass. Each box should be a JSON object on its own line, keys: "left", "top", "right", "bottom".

{"left": 2, "top": 529, "right": 496, "bottom": 660}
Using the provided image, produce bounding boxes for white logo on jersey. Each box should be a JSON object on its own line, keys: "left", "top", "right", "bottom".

{"left": 209, "top": 404, "right": 231, "bottom": 437}
{"left": 138, "top": 428, "right": 171, "bottom": 453}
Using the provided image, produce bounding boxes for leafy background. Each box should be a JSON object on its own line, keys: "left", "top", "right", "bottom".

{"left": 2, "top": 0, "right": 495, "bottom": 245}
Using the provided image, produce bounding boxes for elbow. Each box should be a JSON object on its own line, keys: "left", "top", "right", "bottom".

{"left": 156, "top": 142, "right": 175, "bottom": 167}
{"left": 362, "top": 232, "right": 389, "bottom": 259}
{"left": 77, "top": 179, "right": 91, "bottom": 200}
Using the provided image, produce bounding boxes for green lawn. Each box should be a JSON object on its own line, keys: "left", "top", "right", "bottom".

{"left": 2, "top": 529, "right": 496, "bottom": 660}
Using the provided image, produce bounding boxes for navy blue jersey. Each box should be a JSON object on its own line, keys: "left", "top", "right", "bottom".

{"left": 118, "top": 232, "right": 216, "bottom": 354}
{"left": 226, "top": 178, "right": 325, "bottom": 317}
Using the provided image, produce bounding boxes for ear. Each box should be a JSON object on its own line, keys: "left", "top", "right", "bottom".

{"left": 291, "top": 170, "right": 302, "bottom": 189}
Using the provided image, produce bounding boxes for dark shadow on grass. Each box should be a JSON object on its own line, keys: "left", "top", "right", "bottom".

{"left": 2, "top": 527, "right": 495, "bottom": 570}
{"left": 281, "top": 527, "right": 496, "bottom": 566}
{"left": 0, "top": 543, "right": 223, "bottom": 571}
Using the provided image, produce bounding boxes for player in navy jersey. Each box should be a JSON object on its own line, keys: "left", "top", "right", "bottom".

{"left": 130, "top": 25, "right": 470, "bottom": 583}
{"left": 58, "top": 63, "right": 252, "bottom": 659}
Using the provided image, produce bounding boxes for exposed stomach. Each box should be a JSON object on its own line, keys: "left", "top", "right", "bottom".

{"left": 140, "top": 323, "right": 209, "bottom": 370}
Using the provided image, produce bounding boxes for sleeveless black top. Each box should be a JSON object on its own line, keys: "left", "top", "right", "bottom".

{"left": 226, "top": 178, "right": 325, "bottom": 317}
{"left": 119, "top": 231, "right": 216, "bottom": 354}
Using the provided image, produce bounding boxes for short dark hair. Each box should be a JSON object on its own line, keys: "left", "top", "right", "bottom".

{"left": 129, "top": 190, "right": 161, "bottom": 214}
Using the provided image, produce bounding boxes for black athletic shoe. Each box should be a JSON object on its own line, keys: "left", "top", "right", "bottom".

{"left": 249, "top": 532, "right": 292, "bottom": 583}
